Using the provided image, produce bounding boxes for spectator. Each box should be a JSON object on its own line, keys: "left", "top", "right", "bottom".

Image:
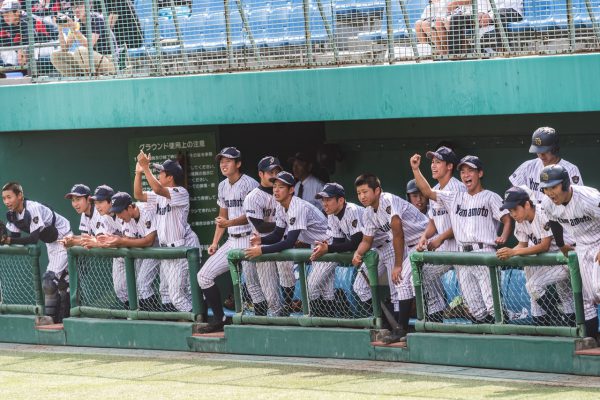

{"left": 32, "top": 0, "right": 62, "bottom": 24}
{"left": 289, "top": 152, "right": 325, "bottom": 211}
{"left": 99, "top": 0, "right": 142, "bottom": 49}
{"left": 415, "top": 0, "right": 450, "bottom": 55}
{"left": 481, "top": 0, "right": 523, "bottom": 51}
{"left": 50, "top": 0, "right": 116, "bottom": 76}
{"left": 446, "top": 0, "right": 490, "bottom": 55}
{"left": 0, "top": 0, "right": 29, "bottom": 68}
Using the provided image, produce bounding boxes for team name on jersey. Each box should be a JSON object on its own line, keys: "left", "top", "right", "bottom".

{"left": 431, "top": 208, "right": 447, "bottom": 217}
{"left": 224, "top": 199, "right": 244, "bottom": 208}
{"left": 263, "top": 208, "right": 275, "bottom": 218}
{"left": 557, "top": 215, "right": 592, "bottom": 226}
{"left": 529, "top": 178, "right": 542, "bottom": 192}
{"left": 455, "top": 205, "right": 489, "bottom": 218}
{"left": 156, "top": 204, "right": 172, "bottom": 215}
{"left": 379, "top": 222, "right": 391, "bottom": 233}
{"left": 526, "top": 233, "right": 541, "bottom": 245}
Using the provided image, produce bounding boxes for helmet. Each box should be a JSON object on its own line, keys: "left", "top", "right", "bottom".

{"left": 406, "top": 179, "right": 419, "bottom": 196}
{"left": 529, "top": 127, "right": 559, "bottom": 154}
{"left": 539, "top": 164, "right": 570, "bottom": 191}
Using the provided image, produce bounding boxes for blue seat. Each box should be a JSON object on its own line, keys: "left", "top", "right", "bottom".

{"left": 507, "top": 0, "right": 537, "bottom": 31}
{"left": 127, "top": 18, "right": 157, "bottom": 58}
{"left": 285, "top": 5, "right": 309, "bottom": 45}
{"left": 572, "top": 0, "right": 600, "bottom": 28}
{"left": 247, "top": 8, "right": 271, "bottom": 47}
{"left": 310, "top": 1, "right": 335, "bottom": 43}
{"left": 202, "top": 12, "right": 228, "bottom": 51}
{"left": 182, "top": 13, "right": 206, "bottom": 53}
{"left": 528, "top": 0, "right": 560, "bottom": 31}
{"left": 357, "top": 0, "right": 425, "bottom": 42}
{"left": 228, "top": 5, "right": 248, "bottom": 49}
{"left": 134, "top": 0, "right": 153, "bottom": 21}
{"left": 333, "top": 0, "right": 385, "bottom": 16}
{"left": 192, "top": 0, "right": 226, "bottom": 15}
{"left": 265, "top": 6, "right": 292, "bottom": 46}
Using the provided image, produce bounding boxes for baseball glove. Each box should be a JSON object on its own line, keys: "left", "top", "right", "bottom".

{"left": 0, "top": 220, "right": 8, "bottom": 245}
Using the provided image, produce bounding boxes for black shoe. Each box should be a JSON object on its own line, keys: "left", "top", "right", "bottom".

{"left": 198, "top": 320, "right": 227, "bottom": 334}
{"left": 381, "top": 327, "right": 407, "bottom": 344}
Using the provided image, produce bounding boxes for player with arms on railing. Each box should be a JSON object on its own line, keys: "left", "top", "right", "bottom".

{"left": 496, "top": 186, "right": 575, "bottom": 326}
{"left": 1, "top": 182, "right": 72, "bottom": 323}
{"left": 539, "top": 164, "right": 600, "bottom": 343}
{"left": 411, "top": 154, "right": 512, "bottom": 324}
{"left": 353, "top": 173, "right": 429, "bottom": 343}
{"left": 62, "top": 184, "right": 101, "bottom": 247}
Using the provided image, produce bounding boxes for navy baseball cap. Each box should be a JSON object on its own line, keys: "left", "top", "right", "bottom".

{"left": 269, "top": 171, "right": 296, "bottom": 187}
{"left": 65, "top": 184, "right": 91, "bottom": 199}
{"left": 406, "top": 179, "right": 419, "bottom": 194}
{"left": 152, "top": 159, "right": 184, "bottom": 178}
{"left": 109, "top": 192, "right": 133, "bottom": 213}
{"left": 426, "top": 146, "right": 458, "bottom": 164}
{"left": 216, "top": 147, "right": 241, "bottom": 161}
{"left": 457, "top": 155, "right": 483, "bottom": 171}
{"left": 315, "top": 182, "right": 345, "bottom": 199}
{"left": 91, "top": 185, "right": 115, "bottom": 202}
{"left": 258, "top": 156, "right": 281, "bottom": 172}
{"left": 500, "top": 187, "right": 530, "bottom": 210}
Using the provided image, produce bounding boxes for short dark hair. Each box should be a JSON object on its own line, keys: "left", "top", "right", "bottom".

{"left": 354, "top": 173, "right": 381, "bottom": 190}
{"left": 2, "top": 182, "right": 23, "bottom": 195}
{"left": 165, "top": 172, "right": 184, "bottom": 186}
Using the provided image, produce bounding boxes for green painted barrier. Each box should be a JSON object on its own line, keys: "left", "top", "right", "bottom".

{"left": 67, "top": 246, "right": 204, "bottom": 322}
{"left": 227, "top": 249, "right": 381, "bottom": 329}
{"left": 410, "top": 251, "right": 585, "bottom": 338}
{"left": 0, "top": 245, "right": 43, "bottom": 316}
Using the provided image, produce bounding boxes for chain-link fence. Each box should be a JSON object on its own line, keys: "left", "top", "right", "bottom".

{"left": 2, "top": 0, "right": 599, "bottom": 80}
{"left": 67, "top": 246, "right": 203, "bottom": 321}
{"left": 227, "top": 248, "right": 381, "bottom": 328}
{"left": 411, "top": 251, "right": 585, "bottom": 337}
{"left": 0, "top": 245, "right": 43, "bottom": 315}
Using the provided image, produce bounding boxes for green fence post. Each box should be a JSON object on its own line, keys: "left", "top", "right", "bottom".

{"left": 399, "top": 0, "right": 419, "bottom": 59}
{"left": 584, "top": 0, "right": 600, "bottom": 40}
{"left": 409, "top": 252, "right": 425, "bottom": 323}
{"left": 384, "top": 0, "right": 394, "bottom": 62}
{"left": 489, "top": 266, "right": 503, "bottom": 323}
{"left": 24, "top": 0, "right": 37, "bottom": 78}
{"left": 298, "top": 262, "right": 310, "bottom": 315}
{"left": 187, "top": 248, "right": 204, "bottom": 320}
{"left": 302, "top": 0, "right": 313, "bottom": 65}
{"left": 83, "top": 0, "right": 96, "bottom": 78}
{"left": 566, "top": 252, "right": 586, "bottom": 337}
{"left": 363, "top": 250, "right": 381, "bottom": 328}
{"left": 567, "top": 0, "right": 576, "bottom": 51}
{"left": 67, "top": 251, "right": 79, "bottom": 317}
{"left": 124, "top": 254, "right": 138, "bottom": 315}
{"left": 488, "top": 0, "right": 510, "bottom": 52}
{"left": 227, "top": 250, "right": 243, "bottom": 315}
{"left": 28, "top": 245, "right": 44, "bottom": 316}
{"left": 471, "top": 0, "right": 481, "bottom": 56}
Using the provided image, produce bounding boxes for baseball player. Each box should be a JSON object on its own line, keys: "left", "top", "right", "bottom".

{"left": 134, "top": 152, "right": 199, "bottom": 313}
{"left": 245, "top": 171, "right": 336, "bottom": 317}
{"left": 96, "top": 191, "right": 161, "bottom": 311}
{"left": 352, "top": 173, "right": 429, "bottom": 343}
{"left": 509, "top": 126, "right": 583, "bottom": 204}
{"left": 243, "top": 156, "right": 296, "bottom": 316}
{"left": 406, "top": 179, "right": 428, "bottom": 214}
{"left": 62, "top": 183, "right": 103, "bottom": 246}
{"left": 496, "top": 186, "right": 575, "bottom": 326}
{"left": 197, "top": 147, "right": 263, "bottom": 333}
{"left": 411, "top": 154, "right": 512, "bottom": 324}
{"left": 1, "top": 182, "right": 72, "bottom": 323}
{"left": 539, "top": 164, "right": 600, "bottom": 341}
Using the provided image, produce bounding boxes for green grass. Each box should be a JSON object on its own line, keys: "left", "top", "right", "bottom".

{"left": 0, "top": 350, "right": 598, "bottom": 399}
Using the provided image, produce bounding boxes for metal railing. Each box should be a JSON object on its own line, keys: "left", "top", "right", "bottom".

{"left": 410, "top": 251, "right": 585, "bottom": 338}
{"left": 67, "top": 246, "right": 204, "bottom": 321}
{"left": 0, "top": 245, "right": 43, "bottom": 316}
{"left": 1, "top": 0, "right": 599, "bottom": 81}
{"left": 227, "top": 248, "right": 382, "bottom": 328}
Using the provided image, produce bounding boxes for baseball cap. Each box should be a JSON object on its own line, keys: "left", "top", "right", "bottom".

{"left": 457, "top": 155, "right": 483, "bottom": 171}
{"left": 529, "top": 127, "right": 558, "bottom": 154}
{"left": 0, "top": 0, "right": 20, "bottom": 13}
{"left": 406, "top": 179, "right": 419, "bottom": 194}
{"left": 215, "top": 147, "right": 241, "bottom": 161}
{"left": 91, "top": 185, "right": 115, "bottom": 202}
{"left": 152, "top": 159, "right": 184, "bottom": 179}
{"left": 65, "top": 184, "right": 91, "bottom": 199}
{"left": 269, "top": 171, "right": 296, "bottom": 187}
{"left": 315, "top": 182, "right": 345, "bottom": 199}
{"left": 426, "top": 146, "right": 458, "bottom": 164}
{"left": 109, "top": 192, "right": 133, "bottom": 213}
{"left": 500, "top": 187, "right": 530, "bottom": 210}
{"left": 539, "top": 164, "right": 569, "bottom": 189}
{"left": 258, "top": 156, "right": 281, "bottom": 172}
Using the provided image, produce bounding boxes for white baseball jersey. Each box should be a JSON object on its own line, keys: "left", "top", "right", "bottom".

{"left": 429, "top": 177, "right": 466, "bottom": 250}
{"left": 243, "top": 186, "right": 277, "bottom": 237}
{"left": 6, "top": 200, "right": 71, "bottom": 238}
{"left": 275, "top": 196, "right": 328, "bottom": 243}
{"left": 94, "top": 214, "right": 123, "bottom": 236}
{"left": 218, "top": 174, "right": 259, "bottom": 235}
{"left": 294, "top": 174, "right": 325, "bottom": 210}
{"left": 362, "top": 192, "right": 428, "bottom": 247}
{"left": 509, "top": 158, "right": 583, "bottom": 203}
{"left": 328, "top": 202, "right": 362, "bottom": 240}
{"left": 146, "top": 186, "right": 190, "bottom": 246}
{"left": 121, "top": 202, "right": 158, "bottom": 241}
{"left": 514, "top": 207, "right": 575, "bottom": 251}
{"left": 434, "top": 190, "right": 508, "bottom": 246}
{"left": 542, "top": 185, "right": 600, "bottom": 246}
{"left": 78, "top": 207, "right": 105, "bottom": 235}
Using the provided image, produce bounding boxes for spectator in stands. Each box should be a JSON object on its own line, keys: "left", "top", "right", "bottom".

{"left": 415, "top": 0, "right": 450, "bottom": 55}
{"left": 100, "top": 0, "right": 143, "bottom": 49}
{"left": 446, "top": 0, "right": 491, "bottom": 55}
{"left": 480, "top": 0, "right": 523, "bottom": 52}
{"left": 50, "top": 0, "right": 116, "bottom": 76}
{"left": 289, "top": 152, "right": 325, "bottom": 211}
{"left": 32, "top": 0, "right": 62, "bottom": 24}
{"left": 0, "top": 0, "right": 29, "bottom": 68}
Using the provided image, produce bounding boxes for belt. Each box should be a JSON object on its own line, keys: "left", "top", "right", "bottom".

{"left": 376, "top": 240, "right": 391, "bottom": 249}
{"left": 160, "top": 239, "right": 186, "bottom": 247}
{"left": 230, "top": 231, "right": 252, "bottom": 239}
{"left": 460, "top": 243, "right": 484, "bottom": 252}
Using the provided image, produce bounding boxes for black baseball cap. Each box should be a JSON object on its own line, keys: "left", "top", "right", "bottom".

{"left": 91, "top": 185, "right": 115, "bottom": 202}
{"left": 65, "top": 184, "right": 91, "bottom": 199}
{"left": 457, "top": 155, "right": 483, "bottom": 171}
{"left": 215, "top": 147, "right": 241, "bottom": 161}
{"left": 500, "top": 187, "right": 530, "bottom": 210}
{"left": 426, "top": 146, "right": 458, "bottom": 164}
{"left": 315, "top": 182, "right": 345, "bottom": 199}
{"left": 109, "top": 192, "right": 133, "bottom": 213}
{"left": 269, "top": 171, "right": 296, "bottom": 187}
{"left": 258, "top": 156, "right": 281, "bottom": 172}
{"left": 152, "top": 159, "right": 184, "bottom": 179}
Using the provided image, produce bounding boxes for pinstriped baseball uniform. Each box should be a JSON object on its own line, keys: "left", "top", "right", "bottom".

{"left": 509, "top": 158, "right": 583, "bottom": 204}
{"left": 120, "top": 202, "right": 160, "bottom": 301}
{"left": 145, "top": 186, "right": 195, "bottom": 312}
{"left": 274, "top": 196, "right": 336, "bottom": 301}
{"left": 79, "top": 207, "right": 104, "bottom": 236}
{"left": 362, "top": 192, "right": 428, "bottom": 303}
{"left": 435, "top": 189, "right": 509, "bottom": 320}
{"left": 197, "top": 175, "right": 266, "bottom": 306}
{"left": 244, "top": 186, "right": 296, "bottom": 314}
{"left": 515, "top": 208, "right": 574, "bottom": 317}
{"left": 543, "top": 185, "right": 600, "bottom": 321}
